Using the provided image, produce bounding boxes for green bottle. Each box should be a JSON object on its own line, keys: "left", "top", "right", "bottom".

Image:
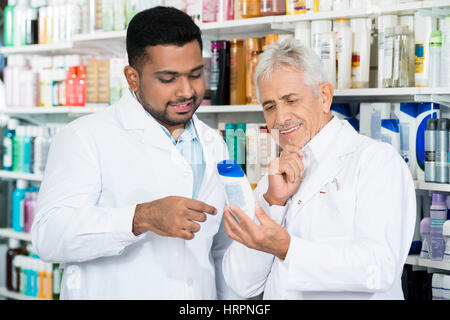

{"left": 52, "top": 264, "right": 61, "bottom": 300}
{"left": 3, "top": 0, "right": 16, "bottom": 47}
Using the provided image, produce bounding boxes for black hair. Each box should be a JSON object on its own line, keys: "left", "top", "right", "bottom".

{"left": 126, "top": 6, "right": 203, "bottom": 73}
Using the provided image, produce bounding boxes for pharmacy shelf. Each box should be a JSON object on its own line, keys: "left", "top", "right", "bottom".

{"left": 0, "top": 287, "right": 40, "bottom": 300}
{"left": 0, "top": 170, "right": 43, "bottom": 182}
{"left": 0, "top": 105, "right": 110, "bottom": 115}
{"left": 1, "top": 0, "right": 449, "bottom": 55}
{"left": 0, "top": 228, "right": 32, "bottom": 242}
{"left": 414, "top": 180, "right": 450, "bottom": 192}
{"left": 0, "top": 42, "right": 74, "bottom": 55}
{"left": 405, "top": 255, "right": 450, "bottom": 271}
{"left": 197, "top": 104, "right": 263, "bottom": 113}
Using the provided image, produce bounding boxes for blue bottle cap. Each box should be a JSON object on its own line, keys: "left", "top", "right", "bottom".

{"left": 217, "top": 160, "right": 244, "bottom": 178}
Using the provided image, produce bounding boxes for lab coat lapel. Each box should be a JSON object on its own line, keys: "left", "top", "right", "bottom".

{"left": 295, "top": 122, "right": 358, "bottom": 209}
{"left": 115, "top": 90, "right": 178, "bottom": 153}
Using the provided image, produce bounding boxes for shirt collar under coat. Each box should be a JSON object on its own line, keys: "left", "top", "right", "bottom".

{"left": 114, "top": 89, "right": 203, "bottom": 151}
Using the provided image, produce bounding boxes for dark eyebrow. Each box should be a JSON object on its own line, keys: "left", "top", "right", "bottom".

{"left": 262, "top": 100, "right": 276, "bottom": 108}
{"left": 154, "top": 65, "right": 204, "bottom": 77}
{"left": 281, "top": 93, "right": 298, "bottom": 100}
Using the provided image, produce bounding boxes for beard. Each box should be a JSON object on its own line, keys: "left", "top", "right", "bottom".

{"left": 137, "top": 88, "right": 201, "bottom": 127}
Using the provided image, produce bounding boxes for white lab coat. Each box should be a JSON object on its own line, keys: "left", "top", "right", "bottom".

{"left": 223, "top": 117, "right": 416, "bottom": 300}
{"left": 31, "top": 89, "right": 239, "bottom": 300}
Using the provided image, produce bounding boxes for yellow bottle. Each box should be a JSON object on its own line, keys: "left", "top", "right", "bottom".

{"left": 37, "top": 261, "right": 46, "bottom": 299}
{"left": 286, "top": 0, "right": 306, "bottom": 15}
{"left": 44, "top": 263, "right": 53, "bottom": 300}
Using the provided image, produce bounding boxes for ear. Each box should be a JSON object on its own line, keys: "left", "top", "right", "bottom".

{"left": 124, "top": 66, "right": 140, "bottom": 92}
{"left": 318, "top": 82, "right": 333, "bottom": 113}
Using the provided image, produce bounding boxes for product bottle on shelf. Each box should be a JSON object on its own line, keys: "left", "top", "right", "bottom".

{"left": 428, "top": 30, "right": 441, "bottom": 88}
{"left": 210, "top": 40, "right": 230, "bottom": 105}
{"left": 53, "top": 264, "right": 61, "bottom": 300}
{"left": 65, "top": 66, "right": 78, "bottom": 106}
{"left": 3, "top": 118, "right": 19, "bottom": 171}
{"left": 249, "top": 50, "right": 262, "bottom": 104}
{"left": 217, "top": 0, "right": 234, "bottom": 22}
{"left": 245, "top": 38, "right": 262, "bottom": 104}
{"left": 4, "top": 0, "right": 16, "bottom": 47}
{"left": 13, "top": 0, "right": 30, "bottom": 47}
{"left": 350, "top": 18, "right": 371, "bottom": 88}
{"left": 12, "top": 126, "right": 25, "bottom": 172}
{"left": 38, "top": 6, "right": 47, "bottom": 44}
{"left": 229, "top": 39, "right": 246, "bottom": 105}
{"left": 260, "top": 0, "right": 286, "bottom": 16}
{"left": 12, "top": 180, "right": 29, "bottom": 232}
{"left": 441, "top": 15, "right": 450, "bottom": 87}
{"left": 6, "top": 239, "right": 26, "bottom": 291}
{"left": 334, "top": 18, "right": 352, "bottom": 89}
{"left": 24, "top": 189, "right": 38, "bottom": 233}
{"left": 286, "top": 0, "right": 306, "bottom": 15}
{"left": 430, "top": 193, "right": 447, "bottom": 261}
{"left": 76, "top": 65, "right": 87, "bottom": 106}
{"left": 241, "top": 0, "right": 261, "bottom": 18}
{"left": 25, "top": 5, "right": 38, "bottom": 45}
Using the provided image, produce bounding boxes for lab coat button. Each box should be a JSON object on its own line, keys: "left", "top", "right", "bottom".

{"left": 297, "top": 200, "right": 302, "bottom": 205}
{"left": 187, "top": 277, "right": 194, "bottom": 286}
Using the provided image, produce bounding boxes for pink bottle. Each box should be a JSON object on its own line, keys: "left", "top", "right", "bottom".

{"left": 203, "top": 0, "right": 217, "bottom": 23}
{"left": 24, "top": 191, "right": 38, "bottom": 233}
{"left": 217, "top": 0, "right": 234, "bottom": 22}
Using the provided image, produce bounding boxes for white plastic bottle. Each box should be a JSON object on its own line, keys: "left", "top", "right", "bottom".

{"left": 334, "top": 18, "right": 352, "bottom": 89}
{"left": 441, "top": 15, "right": 450, "bottom": 87}
{"left": 432, "top": 273, "right": 444, "bottom": 300}
{"left": 443, "top": 220, "right": 450, "bottom": 262}
{"left": 428, "top": 30, "right": 441, "bottom": 88}
{"left": 350, "top": 18, "right": 371, "bottom": 88}
{"left": 378, "top": 15, "right": 398, "bottom": 88}
{"left": 414, "top": 13, "right": 433, "bottom": 87}
{"left": 419, "top": 217, "right": 430, "bottom": 259}
{"left": 4, "top": 55, "right": 15, "bottom": 107}
{"left": 217, "top": 159, "right": 255, "bottom": 221}
{"left": 13, "top": 0, "right": 30, "bottom": 47}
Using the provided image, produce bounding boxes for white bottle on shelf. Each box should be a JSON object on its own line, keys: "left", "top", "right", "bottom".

{"left": 334, "top": 18, "right": 352, "bottom": 89}
{"left": 414, "top": 13, "right": 434, "bottom": 87}
{"left": 13, "top": 0, "right": 30, "bottom": 47}
{"left": 428, "top": 30, "right": 441, "bottom": 88}
{"left": 378, "top": 15, "right": 398, "bottom": 88}
{"left": 350, "top": 18, "right": 371, "bottom": 88}
{"left": 440, "top": 15, "right": 450, "bottom": 87}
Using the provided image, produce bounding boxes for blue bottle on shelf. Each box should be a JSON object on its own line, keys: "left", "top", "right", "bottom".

{"left": 12, "top": 180, "right": 29, "bottom": 232}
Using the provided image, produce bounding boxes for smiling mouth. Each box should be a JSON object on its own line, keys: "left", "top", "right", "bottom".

{"left": 279, "top": 124, "right": 302, "bottom": 136}
{"left": 170, "top": 101, "right": 194, "bottom": 113}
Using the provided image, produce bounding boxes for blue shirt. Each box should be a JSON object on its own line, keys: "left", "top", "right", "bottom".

{"left": 130, "top": 91, "right": 205, "bottom": 199}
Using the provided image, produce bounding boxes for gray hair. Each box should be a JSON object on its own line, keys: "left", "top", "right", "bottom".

{"left": 254, "top": 38, "right": 329, "bottom": 102}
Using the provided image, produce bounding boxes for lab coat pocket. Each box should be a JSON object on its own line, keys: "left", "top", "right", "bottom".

{"left": 310, "top": 183, "right": 355, "bottom": 239}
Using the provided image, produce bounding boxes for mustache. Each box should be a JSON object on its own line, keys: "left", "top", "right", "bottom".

{"left": 272, "top": 120, "right": 305, "bottom": 131}
{"left": 166, "top": 96, "right": 197, "bottom": 106}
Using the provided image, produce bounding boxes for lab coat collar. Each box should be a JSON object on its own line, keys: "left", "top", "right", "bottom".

{"left": 292, "top": 118, "right": 360, "bottom": 211}
{"left": 303, "top": 116, "right": 343, "bottom": 162}
{"left": 115, "top": 89, "right": 205, "bottom": 152}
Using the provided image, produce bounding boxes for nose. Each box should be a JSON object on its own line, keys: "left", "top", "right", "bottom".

{"left": 175, "top": 76, "right": 195, "bottom": 99}
{"left": 274, "top": 106, "right": 293, "bottom": 129}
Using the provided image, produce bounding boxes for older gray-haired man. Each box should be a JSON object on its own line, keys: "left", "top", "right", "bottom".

{"left": 221, "top": 38, "right": 416, "bottom": 300}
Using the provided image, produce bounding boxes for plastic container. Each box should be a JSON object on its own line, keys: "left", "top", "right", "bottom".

{"left": 350, "top": 18, "right": 371, "bottom": 88}
{"left": 217, "top": 159, "right": 256, "bottom": 221}
{"left": 24, "top": 191, "right": 38, "bottom": 233}
{"left": 249, "top": 50, "right": 262, "bottom": 104}
{"left": 378, "top": 15, "right": 398, "bottom": 88}
{"left": 432, "top": 273, "right": 444, "bottom": 300}
{"left": 217, "top": 0, "right": 234, "bottom": 22}
{"left": 424, "top": 118, "right": 438, "bottom": 182}
{"left": 334, "top": 18, "right": 352, "bottom": 89}
{"left": 261, "top": 0, "right": 286, "bottom": 16}
{"left": 395, "top": 103, "right": 418, "bottom": 179}
{"left": 380, "top": 119, "right": 400, "bottom": 154}
{"left": 419, "top": 217, "right": 431, "bottom": 259}
{"left": 428, "top": 30, "right": 441, "bottom": 88}
{"left": 229, "top": 39, "right": 246, "bottom": 105}
{"left": 416, "top": 103, "right": 440, "bottom": 181}
{"left": 4, "top": 0, "right": 16, "bottom": 47}
{"left": 441, "top": 15, "right": 450, "bottom": 87}
{"left": 430, "top": 193, "right": 447, "bottom": 261}
{"left": 12, "top": 180, "right": 28, "bottom": 232}
{"left": 435, "top": 118, "right": 449, "bottom": 184}
{"left": 202, "top": 0, "right": 217, "bottom": 22}
{"left": 286, "top": 0, "right": 306, "bottom": 15}
{"left": 443, "top": 220, "right": 450, "bottom": 262}
{"left": 241, "top": 0, "right": 261, "bottom": 18}
{"left": 414, "top": 13, "right": 433, "bottom": 87}
{"left": 210, "top": 41, "right": 230, "bottom": 106}
{"left": 13, "top": 0, "right": 29, "bottom": 47}
{"left": 3, "top": 119, "right": 18, "bottom": 171}
{"left": 294, "top": 21, "right": 311, "bottom": 48}
{"left": 245, "top": 38, "right": 262, "bottom": 104}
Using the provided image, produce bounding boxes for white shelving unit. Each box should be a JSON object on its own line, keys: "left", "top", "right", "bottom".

{"left": 1, "top": 0, "right": 450, "bottom": 300}
{"left": 405, "top": 255, "right": 450, "bottom": 271}
{"left": 0, "top": 287, "right": 41, "bottom": 300}
{"left": 0, "top": 229, "right": 32, "bottom": 242}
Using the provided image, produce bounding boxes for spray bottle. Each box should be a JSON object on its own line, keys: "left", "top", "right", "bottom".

{"left": 419, "top": 217, "right": 430, "bottom": 259}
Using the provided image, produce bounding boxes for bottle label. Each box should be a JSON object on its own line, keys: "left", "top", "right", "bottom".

{"left": 415, "top": 44, "right": 425, "bottom": 74}
{"left": 383, "top": 38, "right": 394, "bottom": 79}
{"left": 53, "top": 267, "right": 61, "bottom": 294}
